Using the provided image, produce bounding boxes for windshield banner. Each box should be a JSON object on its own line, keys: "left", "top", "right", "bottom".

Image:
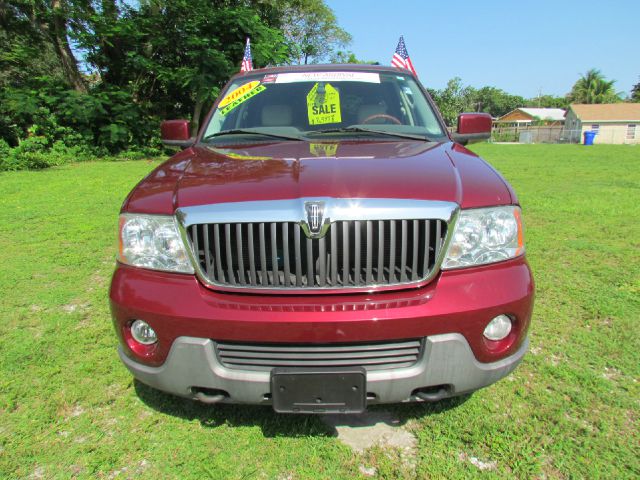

{"left": 275, "top": 72, "right": 380, "bottom": 84}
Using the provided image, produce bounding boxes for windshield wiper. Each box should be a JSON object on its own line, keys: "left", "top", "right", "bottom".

{"left": 308, "top": 126, "right": 430, "bottom": 141}
{"left": 203, "top": 129, "right": 303, "bottom": 142}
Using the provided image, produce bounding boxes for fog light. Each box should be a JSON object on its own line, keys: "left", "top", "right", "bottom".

{"left": 130, "top": 320, "right": 158, "bottom": 345}
{"left": 483, "top": 315, "right": 512, "bottom": 341}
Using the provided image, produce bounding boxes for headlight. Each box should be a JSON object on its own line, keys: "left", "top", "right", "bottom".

{"left": 442, "top": 206, "right": 524, "bottom": 269}
{"left": 118, "top": 214, "right": 194, "bottom": 273}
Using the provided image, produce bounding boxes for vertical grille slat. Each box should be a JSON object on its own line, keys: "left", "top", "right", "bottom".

{"left": 282, "top": 223, "right": 290, "bottom": 287}
{"left": 422, "top": 220, "right": 430, "bottom": 276}
{"left": 203, "top": 225, "right": 212, "bottom": 276}
{"left": 331, "top": 228, "right": 338, "bottom": 286}
{"left": 259, "top": 223, "right": 267, "bottom": 285}
{"left": 389, "top": 220, "right": 396, "bottom": 283}
{"left": 248, "top": 223, "right": 256, "bottom": 285}
{"left": 342, "top": 221, "right": 349, "bottom": 286}
{"left": 377, "top": 220, "right": 385, "bottom": 283}
{"left": 400, "top": 220, "right": 408, "bottom": 282}
{"left": 434, "top": 220, "right": 442, "bottom": 262}
{"left": 354, "top": 220, "right": 361, "bottom": 286}
{"left": 411, "top": 220, "right": 419, "bottom": 281}
{"left": 270, "top": 222, "right": 279, "bottom": 286}
{"left": 224, "top": 224, "right": 235, "bottom": 285}
{"left": 192, "top": 225, "right": 201, "bottom": 271}
{"left": 187, "top": 217, "right": 446, "bottom": 290}
{"left": 318, "top": 236, "right": 327, "bottom": 286}
{"left": 366, "top": 220, "right": 373, "bottom": 284}
{"left": 236, "top": 224, "right": 245, "bottom": 284}
{"left": 294, "top": 224, "right": 303, "bottom": 287}
{"left": 306, "top": 237, "right": 314, "bottom": 286}
{"left": 214, "top": 224, "right": 224, "bottom": 282}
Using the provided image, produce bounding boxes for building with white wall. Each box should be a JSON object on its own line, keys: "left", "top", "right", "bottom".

{"left": 564, "top": 104, "right": 640, "bottom": 144}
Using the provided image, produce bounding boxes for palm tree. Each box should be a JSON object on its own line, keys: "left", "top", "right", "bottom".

{"left": 569, "top": 69, "right": 621, "bottom": 104}
{"left": 631, "top": 77, "right": 640, "bottom": 102}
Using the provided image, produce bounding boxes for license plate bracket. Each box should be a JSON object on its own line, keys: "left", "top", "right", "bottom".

{"left": 271, "top": 367, "right": 366, "bottom": 414}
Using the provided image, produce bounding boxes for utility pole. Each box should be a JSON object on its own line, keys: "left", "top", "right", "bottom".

{"left": 537, "top": 87, "right": 542, "bottom": 108}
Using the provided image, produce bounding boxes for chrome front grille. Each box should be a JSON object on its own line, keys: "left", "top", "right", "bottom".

{"left": 215, "top": 339, "right": 424, "bottom": 372}
{"left": 186, "top": 219, "right": 447, "bottom": 290}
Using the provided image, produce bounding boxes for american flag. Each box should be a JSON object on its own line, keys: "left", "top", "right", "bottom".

{"left": 391, "top": 36, "right": 417, "bottom": 76}
{"left": 240, "top": 37, "right": 253, "bottom": 72}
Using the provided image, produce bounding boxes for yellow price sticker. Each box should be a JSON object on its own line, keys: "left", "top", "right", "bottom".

{"left": 310, "top": 143, "right": 338, "bottom": 157}
{"left": 219, "top": 81, "right": 260, "bottom": 108}
{"left": 307, "top": 83, "right": 341, "bottom": 125}
{"left": 219, "top": 84, "right": 266, "bottom": 116}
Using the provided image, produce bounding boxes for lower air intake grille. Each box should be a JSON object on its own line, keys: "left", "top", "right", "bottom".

{"left": 215, "top": 339, "right": 423, "bottom": 372}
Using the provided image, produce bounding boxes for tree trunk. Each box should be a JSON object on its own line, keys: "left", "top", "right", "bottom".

{"left": 191, "top": 99, "right": 205, "bottom": 137}
{"left": 95, "top": 0, "right": 126, "bottom": 86}
{"left": 50, "top": 0, "right": 87, "bottom": 93}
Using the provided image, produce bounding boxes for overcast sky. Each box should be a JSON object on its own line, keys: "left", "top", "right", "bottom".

{"left": 325, "top": 0, "right": 638, "bottom": 99}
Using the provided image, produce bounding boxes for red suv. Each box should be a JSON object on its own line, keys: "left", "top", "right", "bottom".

{"left": 110, "top": 65, "right": 533, "bottom": 413}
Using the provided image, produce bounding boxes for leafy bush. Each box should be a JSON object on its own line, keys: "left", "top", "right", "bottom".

{"left": 0, "top": 78, "right": 164, "bottom": 162}
{"left": 0, "top": 136, "right": 52, "bottom": 171}
{"left": 0, "top": 138, "right": 11, "bottom": 157}
{"left": 0, "top": 77, "right": 167, "bottom": 171}
{"left": 491, "top": 131, "right": 519, "bottom": 143}
{"left": 0, "top": 137, "right": 163, "bottom": 172}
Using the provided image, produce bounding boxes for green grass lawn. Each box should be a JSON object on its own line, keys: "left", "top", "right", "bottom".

{"left": 0, "top": 145, "right": 638, "bottom": 479}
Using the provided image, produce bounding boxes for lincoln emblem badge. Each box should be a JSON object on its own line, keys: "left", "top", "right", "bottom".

{"left": 303, "top": 201, "right": 326, "bottom": 238}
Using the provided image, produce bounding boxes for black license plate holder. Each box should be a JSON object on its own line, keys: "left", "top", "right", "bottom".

{"left": 271, "top": 367, "right": 366, "bottom": 414}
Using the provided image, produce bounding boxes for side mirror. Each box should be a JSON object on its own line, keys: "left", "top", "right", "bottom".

{"left": 161, "top": 120, "right": 195, "bottom": 148}
{"left": 450, "top": 113, "right": 492, "bottom": 145}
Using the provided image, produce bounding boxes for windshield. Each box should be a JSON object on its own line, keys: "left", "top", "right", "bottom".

{"left": 202, "top": 71, "right": 447, "bottom": 142}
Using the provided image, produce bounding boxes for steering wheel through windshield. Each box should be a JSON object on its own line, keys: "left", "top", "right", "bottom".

{"left": 361, "top": 113, "right": 402, "bottom": 125}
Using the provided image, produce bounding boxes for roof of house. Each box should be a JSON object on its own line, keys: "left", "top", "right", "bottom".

{"left": 517, "top": 108, "right": 566, "bottom": 121}
{"left": 569, "top": 103, "right": 640, "bottom": 122}
{"left": 496, "top": 107, "right": 566, "bottom": 122}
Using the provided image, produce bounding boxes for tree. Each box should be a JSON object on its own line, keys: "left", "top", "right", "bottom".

{"left": 428, "top": 80, "right": 531, "bottom": 124}
{"left": 473, "top": 86, "right": 525, "bottom": 118}
{"left": 330, "top": 50, "right": 377, "bottom": 64}
{"left": 428, "top": 78, "right": 477, "bottom": 126}
{"left": 569, "top": 68, "right": 621, "bottom": 104}
{"left": 0, "top": 1, "right": 66, "bottom": 89}
{"left": 0, "top": 0, "right": 353, "bottom": 149}
{"left": 631, "top": 77, "right": 640, "bottom": 102}
{"left": 277, "top": 0, "right": 351, "bottom": 64}
{"left": 49, "top": 0, "right": 88, "bottom": 92}
{"left": 73, "top": 0, "right": 292, "bottom": 133}
{"left": 1, "top": 1, "right": 88, "bottom": 92}
{"left": 525, "top": 94, "right": 570, "bottom": 109}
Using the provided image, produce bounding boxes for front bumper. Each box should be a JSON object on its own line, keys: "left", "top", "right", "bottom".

{"left": 120, "top": 333, "right": 529, "bottom": 405}
{"left": 110, "top": 256, "right": 534, "bottom": 405}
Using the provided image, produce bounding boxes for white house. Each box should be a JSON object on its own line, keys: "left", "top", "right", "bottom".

{"left": 564, "top": 104, "right": 640, "bottom": 144}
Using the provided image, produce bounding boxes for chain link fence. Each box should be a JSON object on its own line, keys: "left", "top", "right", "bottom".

{"left": 490, "top": 126, "right": 636, "bottom": 144}
{"left": 447, "top": 124, "right": 638, "bottom": 144}
{"left": 491, "top": 126, "right": 569, "bottom": 143}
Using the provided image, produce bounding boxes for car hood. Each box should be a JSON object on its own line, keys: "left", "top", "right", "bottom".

{"left": 123, "top": 140, "right": 514, "bottom": 214}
